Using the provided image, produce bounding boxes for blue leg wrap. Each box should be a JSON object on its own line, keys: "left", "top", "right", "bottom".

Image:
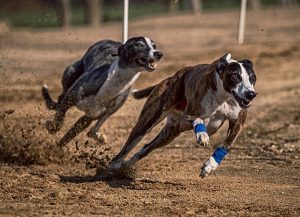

{"left": 194, "top": 123, "right": 207, "bottom": 133}
{"left": 212, "top": 146, "right": 228, "bottom": 165}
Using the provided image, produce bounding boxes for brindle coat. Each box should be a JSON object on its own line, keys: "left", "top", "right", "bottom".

{"left": 110, "top": 53, "right": 256, "bottom": 178}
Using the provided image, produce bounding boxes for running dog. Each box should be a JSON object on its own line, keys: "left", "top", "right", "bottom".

{"left": 42, "top": 37, "right": 163, "bottom": 147}
{"left": 109, "top": 53, "right": 257, "bottom": 178}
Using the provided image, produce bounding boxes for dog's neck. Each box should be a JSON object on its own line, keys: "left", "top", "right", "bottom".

{"left": 115, "top": 58, "right": 141, "bottom": 74}
{"left": 213, "top": 71, "right": 231, "bottom": 104}
{"left": 200, "top": 68, "right": 231, "bottom": 118}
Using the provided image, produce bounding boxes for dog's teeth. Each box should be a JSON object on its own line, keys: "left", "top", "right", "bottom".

{"left": 149, "top": 61, "right": 156, "bottom": 68}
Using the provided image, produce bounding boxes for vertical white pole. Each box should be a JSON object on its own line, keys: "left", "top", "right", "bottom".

{"left": 123, "top": 0, "right": 129, "bottom": 43}
{"left": 238, "top": 0, "right": 247, "bottom": 44}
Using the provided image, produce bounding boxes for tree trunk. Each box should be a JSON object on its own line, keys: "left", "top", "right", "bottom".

{"left": 169, "top": 0, "right": 179, "bottom": 14}
{"left": 55, "top": 0, "right": 71, "bottom": 28}
{"left": 85, "top": 0, "right": 102, "bottom": 27}
{"left": 249, "top": 0, "right": 261, "bottom": 11}
{"left": 191, "top": 0, "right": 201, "bottom": 15}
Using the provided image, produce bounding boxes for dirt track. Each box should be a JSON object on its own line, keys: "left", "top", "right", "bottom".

{"left": 0, "top": 8, "right": 300, "bottom": 216}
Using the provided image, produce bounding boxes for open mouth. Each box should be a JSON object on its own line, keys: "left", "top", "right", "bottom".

{"left": 136, "top": 58, "right": 157, "bottom": 70}
{"left": 232, "top": 91, "right": 251, "bottom": 109}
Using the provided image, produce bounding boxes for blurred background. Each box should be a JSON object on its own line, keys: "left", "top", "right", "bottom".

{"left": 0, "top": 0, "right": 299, "bottom": 28}
{"left": 0, "top": 1, "right": 299, "bottom": 215}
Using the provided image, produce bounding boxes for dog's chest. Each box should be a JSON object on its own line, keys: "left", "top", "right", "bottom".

{"left": 77, "top": 91, "right": 128, "bottom": 118}
{"left": 218, "top": 100, "right": 242, "bottom": 121}
{"left": 76, "top": 64, "right": 140, "bottom": 117}
{"left": 97, "top": 66, "right": 140, "bottom": 100}
{"left": 200, "top": 90, "right": 227, "bottom": 118}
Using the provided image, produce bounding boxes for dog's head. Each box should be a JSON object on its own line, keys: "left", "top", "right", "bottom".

{"left": 118, "top": 36, "right": 163, "bottom": 71}
{"left": 216, "top": 53, "right": 257, "bottom": 109}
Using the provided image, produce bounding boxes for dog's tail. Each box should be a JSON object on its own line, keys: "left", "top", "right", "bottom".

{"left": 41, "top": 84, "right": 58, "bottom": 110}
{"left": 132, "top": 85, "right": 156, "bottom": 99}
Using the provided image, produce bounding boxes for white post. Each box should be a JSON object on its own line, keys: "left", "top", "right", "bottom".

{"left": 238, "top": 0, "right": 247, "bottom": 44}
{"left": 123, "top": 0, "right": 129, "bottom": 43}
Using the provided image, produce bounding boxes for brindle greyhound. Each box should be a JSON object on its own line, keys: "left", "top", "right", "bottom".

{"left": 42, "top": 37, "right": 163, "bottom": 147}
{"left": 109, "top": 53, "right": 257, "bottom": 178}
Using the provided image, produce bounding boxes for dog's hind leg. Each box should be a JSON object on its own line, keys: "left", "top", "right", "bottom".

{"left": 109, "top": 115, "right": 167, "bottom": 170}
{"left": 109, "top": 105, "right": 171, "bottom": 169}
{"left": 124, "top": 112, "right": 182, "bottom": 167}
{"left": 61, "top": 60, "right": 84, "bottom": 93}
{"left": 41, "top": 61, "right": 83, "bottom": 111}
{"left": 200, "top": 110, "right": 247, "bottom": 178}
{"left": 57, "top": 115, "right": 93, "bottom": 147}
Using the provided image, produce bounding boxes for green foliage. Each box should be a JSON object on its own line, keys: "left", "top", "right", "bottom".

{"left": 261, "top": 0, "right": 281, "bottom": 6}
{"left": 0, "top": 10, "right": 59, "bottom": 28}
{"left": 103, "top": 3, "right": 168, "bottom": 22}
{"left": 202, "top": 0, "right": 241, "bottom": 11}
{"left": 0, "top": 0, "right": 297, "bottom": 28}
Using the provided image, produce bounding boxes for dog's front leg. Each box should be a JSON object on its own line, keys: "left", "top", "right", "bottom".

{"left": 87, "top": 117, "right": 109, "bottom": 144}
{"left": 193, "top": 118, "right": 210, "bottom": 146}
{"left": 200, "top": 110, "right": 247, "bottom": 178}
{"left": 180, "top": 117, "right": 210, "bottom": 146}
{"left": 180, "top": 104, "right": 209, "bottom": 146}
{"left": 45, "top": 95, "right": 73, "bottom": 134}
{"left": 57, "top": 115, "right": 93, "bottom": 147}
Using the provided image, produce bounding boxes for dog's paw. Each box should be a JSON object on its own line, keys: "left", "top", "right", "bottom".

{"left": 45, "top": 120, "right": 58, "bottom": 134}
{"left": 200, "top": 146, "right": 228, "bottom": 178}
{"left": 193, "top": 118, "right": 209, "bottom": 146}
{"left": 200, "top": 156, "right": 219, "bottom": 178}
{"left": 105, "top": 165, "right": 137, "bottom": 180}
{"left": 87, "top": 132, "right": 107, "bottom": 144}
{"left": 195, "top": 131, "right": 210, "bottom": 146}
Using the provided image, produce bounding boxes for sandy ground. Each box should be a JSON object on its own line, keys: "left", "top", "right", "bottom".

{"left": 0, "top": 8, "right": 300, "bottom": 216}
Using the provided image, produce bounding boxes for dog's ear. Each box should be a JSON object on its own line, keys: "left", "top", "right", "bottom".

{"left": 217, "top": 53, "right": 230, "bottom": 74}
{"left": 118, "top": 44, "right": 127, "bottom": 60}
{"left": 239, "top": 59, "right": 253, "bottom": 68}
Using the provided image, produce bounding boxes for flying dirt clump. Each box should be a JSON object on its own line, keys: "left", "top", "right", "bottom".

{"left": 0, "top": 110, "right": 63, "bottom": 165}
{"left": 0, "top": 109, "right": 114, "bottom": 167}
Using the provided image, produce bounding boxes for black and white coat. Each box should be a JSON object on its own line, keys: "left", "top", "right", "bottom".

{"left": 42, "top": 36, "right": 163, "bottom": 147}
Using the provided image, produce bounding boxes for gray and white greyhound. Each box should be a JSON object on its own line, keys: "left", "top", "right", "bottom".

{"left": 42, "top": 37, "right": 163, "bottom": 147}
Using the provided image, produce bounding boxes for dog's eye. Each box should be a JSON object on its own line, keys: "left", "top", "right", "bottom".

{"left": 135, "top": 42, "right": 144, "bottom": 47}
{"left": 231, "top": 73, "right": 241, "bottom": 81}
{"left": 250, "top": 75, "right": 256, "bottom": 84}
{"left": 152, "top": 44, "right": 157, "bottom": 49}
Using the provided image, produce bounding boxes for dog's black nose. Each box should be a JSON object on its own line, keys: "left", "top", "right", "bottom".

{"left": 245, "top": 91, "right": 257, "bottom": 100}
{"left": 154, "top": 51, "right": 163, "bottom": 60}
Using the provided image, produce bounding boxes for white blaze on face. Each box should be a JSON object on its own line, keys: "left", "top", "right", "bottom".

{"left": 238, "top": 63, "right": 255, "bottom": 93}
{"left": 144, "top": 37, "right": 156, "bottom": 57}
